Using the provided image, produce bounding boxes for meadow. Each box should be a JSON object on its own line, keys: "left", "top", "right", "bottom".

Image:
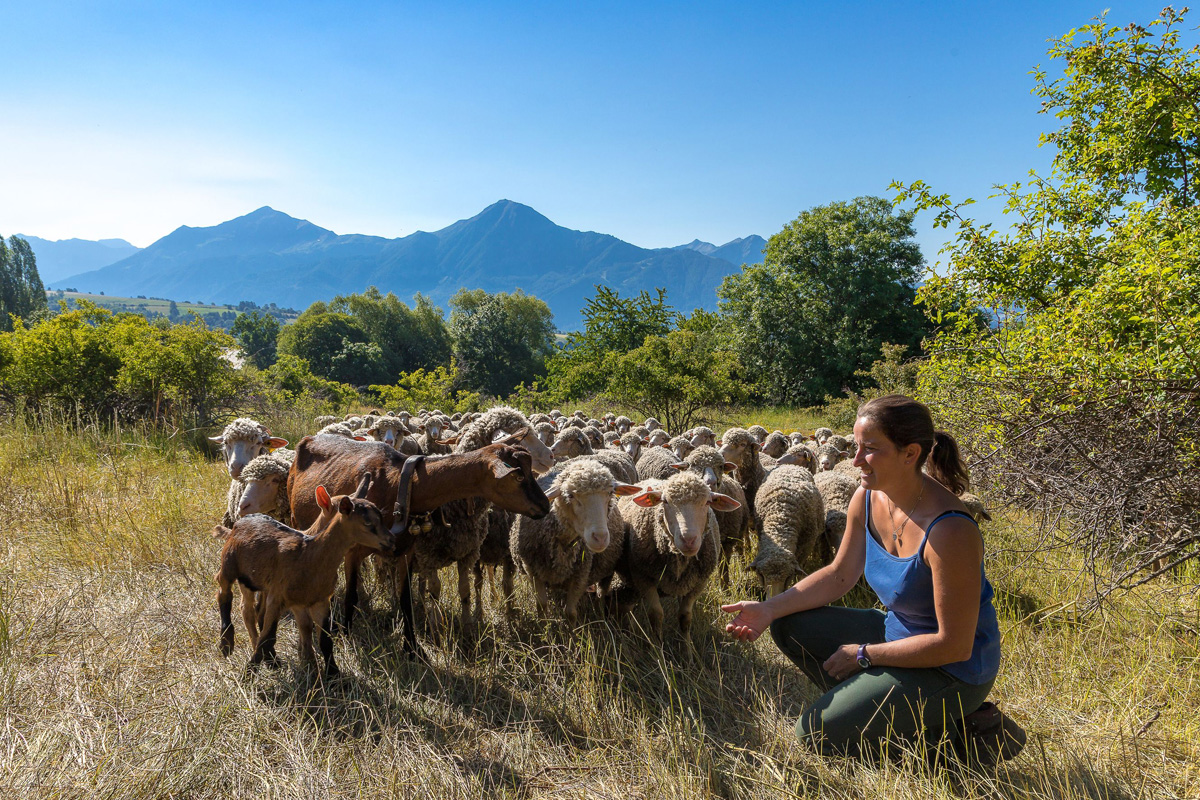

{"left": 0, "top": 414, "right": 1195, "bottom": 799}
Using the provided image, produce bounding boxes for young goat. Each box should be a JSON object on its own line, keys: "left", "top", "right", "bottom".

{"left": 215, "top": 473, "right": 394, "bottom": 675}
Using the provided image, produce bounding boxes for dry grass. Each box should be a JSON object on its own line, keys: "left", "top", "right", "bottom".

{"left": 0, "top": 416, "right": 1196, "bottom": 799}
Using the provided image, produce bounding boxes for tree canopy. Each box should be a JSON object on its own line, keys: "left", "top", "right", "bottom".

{"left": 717, "top": 197, "right": 930, "bottom": 405}
{"left": 449, "top": 288, "right": 555, "bottom": 398}
{"left": 0, "top": 235, "right": 48, "bottom": 331}
{"left": 893, "top": 7, "right": 1200, "bottom": 602}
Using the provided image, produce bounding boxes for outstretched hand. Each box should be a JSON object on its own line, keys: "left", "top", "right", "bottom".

{"left": 722, "top": 600, "right": 772, "bottom": 643}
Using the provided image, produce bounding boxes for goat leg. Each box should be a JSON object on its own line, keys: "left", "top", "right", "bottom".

{"left": 216, "top": 577, "right": 235, "bottom": 656}
{"left": 316, "top": 600, "right": 340, "bottom": 677}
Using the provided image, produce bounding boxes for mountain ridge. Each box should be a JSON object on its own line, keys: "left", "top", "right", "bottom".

{"left": 58, "top": 202, "right": 763, "bottom": 330}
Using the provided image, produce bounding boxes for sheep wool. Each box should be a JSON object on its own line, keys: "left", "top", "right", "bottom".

{"left": 635, "top": 445, "right": 679, "bottom": 482}
{"left": 814, "top": 471, "right": 859, "bottom": 515}
{"left": 218, "top": 417, "right": 271, "bottom": 445}
{"left": 456, "top": 406, "right": 533, "bottom": 453}
{"left": 750, "top": 465, "right": 826, "bottom": 595}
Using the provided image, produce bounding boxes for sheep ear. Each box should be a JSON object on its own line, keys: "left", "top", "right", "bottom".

{"left": 315, "top": 485, "right": 331, "bottom": 510}
{"left": 208, "top": 435, "right": 224, "bottom": 443}
{"left": 545, "top": 485, "right": 562, "bottom": 501}
{"left": 267, "top": 437, "right": 289, "bottom": 449}
{"left": 723, "top": 461, "right": 738, "bottom": 473}
{"left": 439, "top": 434, "right": 461, "bottom": 446}
{"left": 613, "top": 483, "right": 641, "bottom": 497}
{"left": 839, "top": 449, "right": 851, "bottom": 457}
{"left": 708, "top": 492, "right": 742, "bottom": 512}
{"left": 338, "top": 496, "right": 354, "bottom": 514}
{"left": 631, "top": 489, "right": 663, "bottom": 508}
{"left": 353, "top": 436, "right": 367, "bottom": 442}
{"left": 670, "top": 462, "right": 688, "bottom": 471}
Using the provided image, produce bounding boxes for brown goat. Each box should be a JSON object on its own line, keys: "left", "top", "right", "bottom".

{"left": 215, "top": 473, "right": 393, "bottom": 675}
{"left": 287, "top": 435, "right": 550, "bottom": 655}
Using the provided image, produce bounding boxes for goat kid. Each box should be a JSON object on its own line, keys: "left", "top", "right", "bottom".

{"left": 215, "top": 473, "right": 394, "bottom": 675}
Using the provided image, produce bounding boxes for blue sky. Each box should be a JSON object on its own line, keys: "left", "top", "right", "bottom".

{"left": 0, "top": 1, "right": 1179, "bottom": 269}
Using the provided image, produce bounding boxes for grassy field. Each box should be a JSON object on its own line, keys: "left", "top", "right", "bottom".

{"left": 0, "top": 414, "right": 1196, "bottom": 799}
{"left": 43, "top": 291, "right": 300, "bottom": 325}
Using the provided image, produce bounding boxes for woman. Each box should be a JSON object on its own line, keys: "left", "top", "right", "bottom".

{"left": 723, "top": 395, "right": 1022, "bottom": 760}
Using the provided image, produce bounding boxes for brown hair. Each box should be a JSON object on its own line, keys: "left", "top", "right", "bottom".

{"left": 857, "top": 394, "right": 969, "bottom": 495}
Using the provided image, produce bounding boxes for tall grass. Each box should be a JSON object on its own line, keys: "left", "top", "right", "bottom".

{"left": 0, "top": 415, "right": 1195, "bottom": 799}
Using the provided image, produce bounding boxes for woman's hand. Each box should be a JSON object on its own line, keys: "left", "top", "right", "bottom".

{"left": 722, "top": 600, "right": 773, "bottom": 643}
{"left": 823, "top": 643, "right": 864, "bottom": 682}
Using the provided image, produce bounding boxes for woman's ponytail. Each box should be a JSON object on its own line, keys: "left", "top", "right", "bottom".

{"left": 927, "top": 430, "right": 969, "bottom": 496}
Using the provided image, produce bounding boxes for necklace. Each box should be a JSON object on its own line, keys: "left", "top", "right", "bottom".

{"left": 889, "top": 478, "right": 926, "bottom": 547}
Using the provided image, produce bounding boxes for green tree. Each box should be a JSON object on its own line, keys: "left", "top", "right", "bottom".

{"left": 230, "top": 310, "right": 280, "bottom": 368}
{"left": 892, "top": 8, "right": 1200, "bottom": 602}
{"left": 546, "top": 286, "right": 679, "bottom": 399}
{"left": 449, "top": 288, "right": 555, "bottom": 397}
{"left": 0, "top": 235, "right": 48, "bottom": 331}
{"left": 717, "top": 197, "right": 930, "bottom": 405}
{"left": 603, "top": 326, "right": 746, "bottom": 434}
{"left": 279, "top": 288, "right": 453, "bottom": 386}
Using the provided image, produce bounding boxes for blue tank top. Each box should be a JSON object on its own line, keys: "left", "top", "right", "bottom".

{"left": 862, "top": 490, "right": 1001, "bottom": 685}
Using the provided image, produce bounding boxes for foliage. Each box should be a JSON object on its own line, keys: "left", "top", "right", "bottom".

{"left": 717, "top": 197, "right": 931, "bottom": 405}
{"left": 546, "top": 286, "right": 679, "bottom": 399}
{"left": 260, "top": 353, "right": 358, "bottom": 408}
{"left": 230, "top": 310, "right": 280, "bottom": 369}
{"left": 0, "top": 235, "right": 48, "bottom": 332}
{"left": 368, "top": 363, "right": 482, "bottom": 414}
{"left": 892, "top": 7, "right": 1200, "bottom": 605}
{"left": 449, "top": 288, "right": 555, "bottom": 398}
{"left": 0, "top": 301, "right": 243, "bottom": 424}
{"left": 602, "top": 326, "right": 746, "bottom": 434}
{"left": 278, "top": 288, "right": 451, "bottom": 386}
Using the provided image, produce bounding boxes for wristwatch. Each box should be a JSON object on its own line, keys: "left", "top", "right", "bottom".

{"left": 856, "top": 644, "right": 872, "bottom": 670}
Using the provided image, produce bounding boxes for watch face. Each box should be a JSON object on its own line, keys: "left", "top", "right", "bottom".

{"left": 857, "top": 657, "right": 870, "bottom": 669}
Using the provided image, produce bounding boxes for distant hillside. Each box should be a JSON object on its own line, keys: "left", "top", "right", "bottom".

{"left": 62, "top": 202, "right": 757, "bottom": 330}
{"left": 19, "top": 236, "right": 141, "bottom": 283}
{"left": 676, "top": 235, "right": 766, "bottom": 266}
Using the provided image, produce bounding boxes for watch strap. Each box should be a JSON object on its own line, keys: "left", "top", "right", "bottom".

{"left": 856, "top": 643, "right": 871, "bottom": 669}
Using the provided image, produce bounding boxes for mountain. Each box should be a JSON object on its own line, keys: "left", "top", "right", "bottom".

{"left": 677, "top": 235, "right": 766, "bottom": 267}
{"left": 17, "top": 235, "right": 141, "bottom": 284}
{"left": 61, "top": 202, "right": 749, "bottom": 330}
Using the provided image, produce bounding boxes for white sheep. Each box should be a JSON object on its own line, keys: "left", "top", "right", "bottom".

{"left": 223, "top": 448, "right": 296, "bottom": 526}
{"left": 613, "top": 472, "right": 740, "bottom": 642}
{"left": 747, "top": 425, "right": 769, "bottom": 444}
{"left": 509, "top": 460, "right": 638, "bottom": 624}
{"left": 666, "top": 435, "right": 696, "bottom": 461}
{"left": 776, "top": 443, "right": 818, "bottom": 474}
{"left": 718, "top": 427, "right": 769, "bottom": 510}
{"left": 761, "top": 431, "right": 789, "bottom": 459}
{"left": 813, "top": 427, "right": 834, "bottom": 444}
{"left": 689, "top": 427, "right": 717, "bottom": 449}
{"left": 749, "top": 465, "right": 826, "bottom": 597}
{"left": 550, "top": 427, "right": 593, "bottom": 460}
{"left": 816, "top": 442, "right": 853, "bottom": 472}
{"left": 615, "top": 431, "right": 648, "bottom": 464}
{"left": 208, "top": 417, "right": 287, "bottom": 480}
{"left": 671, "top": 446, "right": 751, "bottom": 570}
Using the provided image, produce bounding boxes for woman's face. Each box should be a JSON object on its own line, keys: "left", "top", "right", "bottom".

{"left": 852, "top": 417, "right": 919, "bottom": 489}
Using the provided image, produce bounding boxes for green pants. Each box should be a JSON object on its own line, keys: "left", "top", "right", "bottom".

{"left": 770, "top": 606, "right": 994, "bottom": 757}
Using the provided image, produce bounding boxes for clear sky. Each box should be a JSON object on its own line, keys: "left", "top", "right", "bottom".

{"left": 0, "top": 1, "right": 1178, "bottom": 268}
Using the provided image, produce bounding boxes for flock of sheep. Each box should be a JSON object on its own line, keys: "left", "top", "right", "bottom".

{"left": 209, "top": 406, "right": 990, "bottom": 673}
